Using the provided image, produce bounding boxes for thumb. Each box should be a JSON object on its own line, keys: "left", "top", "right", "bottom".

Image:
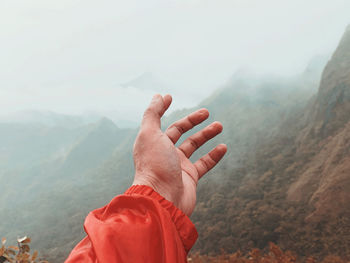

{"left": 141, "top": 94, "right": 172, "bottom": 129}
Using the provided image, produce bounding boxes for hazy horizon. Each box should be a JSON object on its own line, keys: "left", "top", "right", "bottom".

{"left": 1, "top": 0, "right": 349, "bottom": 123}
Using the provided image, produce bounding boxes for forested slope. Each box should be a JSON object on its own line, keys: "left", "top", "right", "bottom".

{"left": 192, "top": 26, "right": 350, "bottom": 260}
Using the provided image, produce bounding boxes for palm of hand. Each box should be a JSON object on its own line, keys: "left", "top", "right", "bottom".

{"left": 133, "top": 94, "right": 227, "bottom": 216}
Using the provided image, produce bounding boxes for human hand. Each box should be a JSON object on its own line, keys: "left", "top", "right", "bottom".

{"left": 132, "top": 94, "right": 227, "bottom": 216}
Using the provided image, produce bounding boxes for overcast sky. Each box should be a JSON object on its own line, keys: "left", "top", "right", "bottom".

{"left": 0, "top": 0, "right": 349, "bottom": 122}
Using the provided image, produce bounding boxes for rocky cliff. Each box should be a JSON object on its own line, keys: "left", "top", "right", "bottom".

{"left": 288, "top": 26, "right": 350, "bottom": 222}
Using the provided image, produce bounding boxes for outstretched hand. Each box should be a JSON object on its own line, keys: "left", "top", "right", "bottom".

{"left": 132, "top": 94, "right": 227, "bottom": 216}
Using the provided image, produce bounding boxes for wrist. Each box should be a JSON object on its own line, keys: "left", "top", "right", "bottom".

{"left": 132, "top": 175, "right": 183, "bottom": 208}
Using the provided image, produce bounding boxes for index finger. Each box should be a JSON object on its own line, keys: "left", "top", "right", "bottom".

{"left": 165, "top": 108, "right": 209, "bottom": 144}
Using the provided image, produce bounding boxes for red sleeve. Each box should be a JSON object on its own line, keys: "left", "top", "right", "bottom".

{"left": 65, "top": 185, "right": 198, "bottom": 263}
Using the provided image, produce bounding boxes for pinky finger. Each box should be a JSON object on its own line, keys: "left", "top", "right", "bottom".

{"left": 194, "top": 144, "right": 227, "bottom": 180}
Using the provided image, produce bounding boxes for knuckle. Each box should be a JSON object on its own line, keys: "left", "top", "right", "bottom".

{"left": 188, "top": 137, "right": 199, "bottom": 149}
{"left": 186, "top": 115, "right": 196, "bottom": 126}
{"left": 202, "top": 130, "right": 211, "bottom": 140}
{"left": 169, "top": 124, "right": 184, "bottom": 135}
{"left": 200, "top": 158, "right": 210, "bottom": 170}
{"left": 175, "top": 125, "right": 184, "bottom": 134}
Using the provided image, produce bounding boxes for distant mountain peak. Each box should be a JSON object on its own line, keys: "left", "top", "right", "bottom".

{"left": 310, "top": 26, "right": 350, "bottom": 134}
{"left": 120, "top": 72, "right": 167, "bottom": 92}
{"left": 319, "top": 26, "right": 350, "bottom": 94}
{"left": 94, "top": 117, "right": 119, "bottom": 131}
{"left": 303, "top": 55, "right": 329, "bottom": 76}
{"left": 0, "top": 110, "right": 88, "bottom": 128}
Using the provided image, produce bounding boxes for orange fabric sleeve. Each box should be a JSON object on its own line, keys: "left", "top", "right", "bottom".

{"left": 65, "top": 185, "right": 198, "bottom": 263}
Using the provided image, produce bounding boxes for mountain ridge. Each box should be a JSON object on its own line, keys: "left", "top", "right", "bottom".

{"left": 286, "top": 27, "right": 350, "bottom": 222}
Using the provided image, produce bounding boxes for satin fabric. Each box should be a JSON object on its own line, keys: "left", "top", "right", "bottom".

{"left": 65, "top": 185, "right": 198, "bottom": 263}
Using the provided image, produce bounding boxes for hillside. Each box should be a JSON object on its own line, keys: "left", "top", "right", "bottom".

{"left": 0, "top": 118, "right": 135, "bottom": 261}
{"left": 288, "top": 24, "right": 350, "bottom": 221}
{"left": 192, "top": 26, "right": 350, "bottom": 260}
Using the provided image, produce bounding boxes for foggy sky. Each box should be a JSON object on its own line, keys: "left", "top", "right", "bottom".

{"left": 0, "top": 0, "right": 349, "bottom": 122}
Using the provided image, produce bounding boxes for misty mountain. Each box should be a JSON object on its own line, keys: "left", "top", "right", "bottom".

{"left": 287, "top": 24, "right": 350, "bottom": 221}
{"left": 0, "top": 114, "right": 137, "bottom": 260}
{"left": 0, "top": 58, "right": 324, "bottom": 262}
{"left": 0, "top": 110, "right": 101, "bottom": 128}
{"left": 120, "top": 72, "right": 169, "bottom": 92}
{"left": 192, "top": 25, "right": 350, "bottom": 258}
{"left": 0, "top": 122, "right": 89, "bottom": 171}
{"left": 1, "top": 26, "right": 349, "bottom": 263}
{"left": 163, "top": 55, "right": 326, "bottom": 170}
{"left": 56, "top": 118, "right": 130, "bottom": 180}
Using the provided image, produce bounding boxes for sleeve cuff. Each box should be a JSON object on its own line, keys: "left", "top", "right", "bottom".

{"left": 124, "top": 185, "right": 198, "bottom": 253}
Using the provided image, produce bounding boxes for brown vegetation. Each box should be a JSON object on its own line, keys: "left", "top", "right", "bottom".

{"left": 189, "top": 243, "right": 350, "bottom": 263}
{"left": 0, "top": 237, "right": 48, "bottom": 263}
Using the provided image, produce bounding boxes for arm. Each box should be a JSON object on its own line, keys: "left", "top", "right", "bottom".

{"left": 65, "top": 94, "right": 227, "bottom": 263}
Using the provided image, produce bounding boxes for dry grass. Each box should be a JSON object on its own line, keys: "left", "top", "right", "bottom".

{"left": 0, "top": 237, "right": 48, "bottom": 263}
